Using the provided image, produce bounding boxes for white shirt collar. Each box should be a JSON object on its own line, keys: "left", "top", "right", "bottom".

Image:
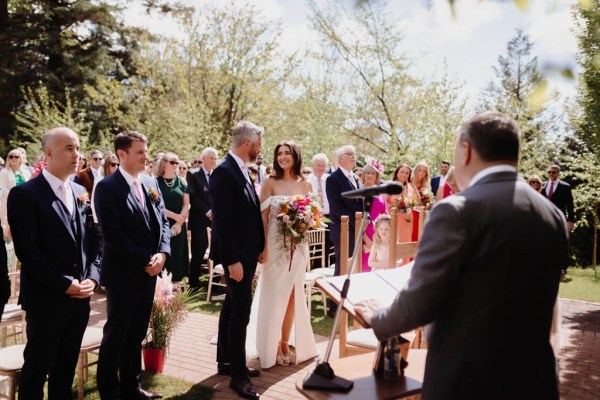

{"left": 42, "top": 168, "right": 69, "bottom": 191}
{"left": 469, "top": 165, "right": 517, "bottom": 187}
{"left": 119, "top": 167, "right": 140, "bottom": 186}
{"left": 338, "top": 166, "right": 354, "bottom": 179}
{"left": 229, "top": 151, "right": 246, "bottom": 171}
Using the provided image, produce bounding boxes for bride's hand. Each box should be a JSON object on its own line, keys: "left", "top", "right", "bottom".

{"left": 258, "top": 249, "right": 268, "bottom": 264}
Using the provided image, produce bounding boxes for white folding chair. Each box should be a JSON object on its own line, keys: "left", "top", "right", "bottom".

{"left": 304, "top": 229, "right": 329, "bottom": 318}
{"left": 206, "top": 228, "right": 226, "bottom": 302}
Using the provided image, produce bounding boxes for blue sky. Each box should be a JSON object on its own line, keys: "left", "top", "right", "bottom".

{"left": 123, "top": 0, "right": 578, "bottom": 101}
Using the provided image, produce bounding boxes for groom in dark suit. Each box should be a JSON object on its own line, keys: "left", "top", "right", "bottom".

{"left": 94, "top": 131, "right": 171, "bottom": 400}
{"left": 356, "top": 112, "right": 569, "bottom": 400}
{"left": 210, "top": 121, "right": 265, "bottom": 400}
{"left": 186, "top": 147, "right": 218, "bottom": 290}
{"left": 8, "top": 127, "right": 101, "bottom": 399}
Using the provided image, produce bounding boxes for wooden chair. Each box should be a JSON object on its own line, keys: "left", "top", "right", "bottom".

{"left": 0, "top": 312, "right": 26, "bottom": 400}
{"left": 206, "top": 228, "right": 226, "bottom": 302}
{"left": 76, "top": 327, "right": 103, "bottom": 400}
{"left": 304, "top": 229, "right": 328, "bottom": 318}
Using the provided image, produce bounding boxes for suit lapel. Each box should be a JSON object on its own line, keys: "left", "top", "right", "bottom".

{"left": 226, "top": 154, "right": 259, "bottom": 208}
{"left": 114, "top": 170, "right": 151, "bottom": 230}
{"left": 36, "top": 175, "right": 76, "bottom": 242}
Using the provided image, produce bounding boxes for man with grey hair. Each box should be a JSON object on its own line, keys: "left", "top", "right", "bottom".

{"left": 210, "top": 121, "right": 264, "bottom": 399}
{"left": 326, "top": 145, "right": 363, "bottom": 315}
{"left": 308, "top": 153, "right": 332, "bottom": 269}
{"left": 187, "top": 147, "right": 219, "bottom": 291}
{"left": 8, "top": 127, "right": 100, "bottom": 399}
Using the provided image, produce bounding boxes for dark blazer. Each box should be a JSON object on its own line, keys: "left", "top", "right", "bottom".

{"left": 7, "top": 174, "right": 101, "bottom": 309}
{"left": 542, "top": 179, "right": 575, "bottom": 222}
{"left": 209, "top": 154, "right": 264, "bottom": 268}
{"left": 371, "top": 171, "right": 569, "bottom": 400}
{"left": 94, "top": 170, "right": 171, "bottom": 289}
{"left": 430, "top": 175, "right": 442, "bottom": 197}
{"left": 74, "top": 168, "right": 95, "bottom": 194}
{"left": 0, "top": 225, "right": 9, "bottom": 321}
{"left": 187, "top": 168, "right": 211, "bottom": 232}
{"left": 326, "top": 168, "right": 363, "bottom": 253}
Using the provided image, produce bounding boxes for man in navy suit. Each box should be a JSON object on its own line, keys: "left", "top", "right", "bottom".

{"left": 430, "top": 160, "right": 450, "bottom": 198}
{"left": 186, "top": 147, "right": 218, "bottom": 290}
{"left": 210, "top": 121, "right": 265, "bottom": 400}
{"left": 94, "top": 131, "right": 171, "bottom": 400}
{"left": 326, "top": 145, "right": 363, "bottom": 278}
{"left": 542, "top": 164, "right": 575, "bottom": 232}
{"left": 8, "top": 127, "right": 101, "bottom": 399}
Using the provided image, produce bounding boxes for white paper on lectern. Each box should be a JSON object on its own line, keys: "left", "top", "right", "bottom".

{"left": 326, "top": 262, "right": 415, "bottom": 307}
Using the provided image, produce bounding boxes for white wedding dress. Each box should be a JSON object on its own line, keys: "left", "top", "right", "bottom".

{"left": 246, "top": 195, "right": 318, "bottom": 368}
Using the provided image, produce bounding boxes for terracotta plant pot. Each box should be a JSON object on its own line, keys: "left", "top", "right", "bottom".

{"left": 143, "top": 347, "right": 166, "bottom": 373}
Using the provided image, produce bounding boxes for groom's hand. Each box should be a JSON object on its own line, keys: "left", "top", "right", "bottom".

{"left": 228, "top": 262, "right": 244, "bottom": 282}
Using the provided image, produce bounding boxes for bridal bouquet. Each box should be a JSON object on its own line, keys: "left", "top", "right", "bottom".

{"left": 276, "top": 194, "right": 326, "bottom": 271}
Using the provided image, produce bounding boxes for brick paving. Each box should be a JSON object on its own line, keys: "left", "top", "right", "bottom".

{"left": 87, "top": 296, "right": 600, "bottom": 399}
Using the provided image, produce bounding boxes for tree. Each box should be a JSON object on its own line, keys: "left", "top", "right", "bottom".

{"left": 478, "top": 29, "right": 559, "bottom": 174}
{"left": 0, "top": 0, "right": 139, "bottom": 150}
{"left": 573, "top": 0, "right": 600, "bottom": 156}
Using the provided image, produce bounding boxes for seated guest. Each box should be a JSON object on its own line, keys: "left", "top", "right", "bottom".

{"left": 361, "top": 159, "right": 387, "bottom": 272}
{"left": 356, "top": 111, "right": 569, "bottom": 400}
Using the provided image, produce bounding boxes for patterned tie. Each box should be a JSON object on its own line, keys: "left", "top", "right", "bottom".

{"left": 59, "top": 182, "right": 73, "bottom": 215}
{"left": 133, "top": 180, "right": 145, "bottom": 211}
{"left": 548, "top": 181, "right": 555, "bottom": 199}
{"left": 317, "top": 176, "right": 324, "bottom": 206}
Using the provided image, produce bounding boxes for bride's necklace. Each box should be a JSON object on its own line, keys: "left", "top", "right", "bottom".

{"left": 164, "top": 176, "right": 176, "bottom": 188}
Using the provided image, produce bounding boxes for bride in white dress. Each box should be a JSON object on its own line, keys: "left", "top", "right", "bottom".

{"left": 246, "top": 141, "right": 318, "bottom": 368}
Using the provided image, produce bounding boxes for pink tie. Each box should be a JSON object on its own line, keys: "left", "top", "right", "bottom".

{"left": 133, "top": 180, "right": 145, "bottom": 210}
{"left": 59, "top": 183, "right": 73, "bottom": 215}
{"left": 548, "top": 181, "right": 555, "bottom": 199}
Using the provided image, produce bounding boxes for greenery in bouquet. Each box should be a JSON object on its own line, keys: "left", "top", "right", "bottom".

{"left": 393, "top": 194, "right": 416, "bottom": 213}
{"left": 418, "top": 187, "right": 433, "bottom": 209}
{"left": 276, "top": 194, "right": 327, "bottom": 270}
{"left": 143, "top": 272, "right": 200, "bottom": 350}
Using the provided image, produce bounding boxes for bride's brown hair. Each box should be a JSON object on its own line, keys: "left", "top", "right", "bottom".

{"left": 271, "top": 141, "right": 303, "bottom": 180}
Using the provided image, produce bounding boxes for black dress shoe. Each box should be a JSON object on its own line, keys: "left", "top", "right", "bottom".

{"left": 229, "top": 378, "right": 260, "bottom": 399}
{"left": 218, "top": 363, "right": 260, "bottom": 377}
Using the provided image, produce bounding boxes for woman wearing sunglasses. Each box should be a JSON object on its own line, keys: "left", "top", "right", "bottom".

{"left": 0, "top": 149, "right": 31, "bottom": 240}
{"left": 157, "top": 152, "right": 190, "bottom": 283}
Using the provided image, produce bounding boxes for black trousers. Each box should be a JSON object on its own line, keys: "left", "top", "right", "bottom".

{"left": 19, "top": 298, "right": 89, "bottom": 400}
{"left": 216, "top": 261, "right": 256, "bottom": 379}
{"left": 97, "top": 280, "right": 155, "bottom": 399}
{"left": 188, "top": 225, "right": 209, "bottom": 287}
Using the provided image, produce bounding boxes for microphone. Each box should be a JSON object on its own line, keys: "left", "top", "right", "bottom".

{"left": 341, "top": 182, "right": 403, "bottom": 199}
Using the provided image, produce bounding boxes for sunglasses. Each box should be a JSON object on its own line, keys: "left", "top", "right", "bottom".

{"left": 547, "top": 171, "right": 558, "bottom": 174}
{"left": 167, "top": 160, "right": 179, "bottom": 165}
{"left": 529, "top": 181, "right": 540, "bottom": 185}
{"left": 193, "top": 160, "right": 202, "bottom": 165}
{"left": 8, "top": 155, "right": 20, "bottom": 159}
{"left": 92, "top": 157, "right": 101, "bottom": 161}
{"left": 109, "top": 162, "right": 120, "bottom": 167}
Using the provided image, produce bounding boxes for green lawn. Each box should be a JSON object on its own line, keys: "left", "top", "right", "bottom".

{"left": 66, "top": 355, "right": 213, "bottom": 400}
{"left": 559, "top": 266, "right": 600, "bottom": 303}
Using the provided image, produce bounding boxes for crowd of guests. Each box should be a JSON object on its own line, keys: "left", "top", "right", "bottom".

{"left": 0, "top": 115, "right": 577, "bottom": 400}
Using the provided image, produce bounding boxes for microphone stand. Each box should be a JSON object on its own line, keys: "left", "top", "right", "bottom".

{"left": 302, "top": 195, "right": 374, "bottom": 392}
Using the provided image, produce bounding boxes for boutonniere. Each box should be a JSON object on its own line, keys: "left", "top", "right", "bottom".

{"left": 149, "top": 186, "right": 161, "bottom": 205}
{"left": 203, "top": 185, "right": 209, "bottom": 193}
{"left": 77, "top": 192, "right": 90, "bottom": 207}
